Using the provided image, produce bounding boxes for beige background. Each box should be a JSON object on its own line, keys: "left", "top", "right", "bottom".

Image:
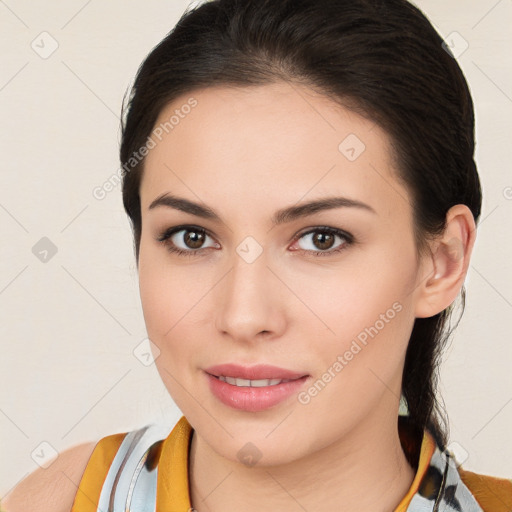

{"left": 0, "top": 0, "right": 511, "bottom": 496}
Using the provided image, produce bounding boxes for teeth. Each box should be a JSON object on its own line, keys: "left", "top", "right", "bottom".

{"left": 217, "top": 376, "right": 293, "bottom": 387}
{"left": 252, "top": 378, "right": 282, "bottom": 387}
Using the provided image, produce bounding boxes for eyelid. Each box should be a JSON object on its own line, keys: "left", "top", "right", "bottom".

{"left": 156, "top": 224, "right": 354, "bottom": 257}
{"left": 156, "top": 224, "right": 218, "bottom": 248}
{"left": 157, "top": 224, "right": 208, "bottom": 237}
{"left": 294, "top": 225, "right": 354, "bottom": 244}
{"left": 289, "top": 226, "right": 353, "bottom": 256}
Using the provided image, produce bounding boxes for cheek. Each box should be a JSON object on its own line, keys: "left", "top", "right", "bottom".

{"left": 287, "top": 255, "right": 417, "bottom": 344}
{"left": 138, "top": 263, "right": 166, "bottom": 337}
{"left": 137, "top": 241, "right": 212, "bottom": 374}
{"left": 295, "top": 252, "right": 418, "bottom": 391}
{"left": 138, "top": 253, "right": 197, "bottom": 399}
{"left": 138, "top": 240, "right": 182, "bottom": 341}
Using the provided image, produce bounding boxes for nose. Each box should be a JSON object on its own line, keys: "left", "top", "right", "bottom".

{"left": 214, "top": 246, "right": 287, "bottom": 344}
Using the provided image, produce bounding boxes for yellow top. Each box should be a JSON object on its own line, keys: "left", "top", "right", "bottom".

{"left": 71, "top": 416, "right": 512, "bottom": 511}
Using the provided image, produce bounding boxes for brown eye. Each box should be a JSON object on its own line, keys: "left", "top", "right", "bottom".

{"left": 157, "top": 226, "right": 219, "bottom": 256}
{"left": 182, "top": 230, "right": 206, "bottom": 249}
{"left": 311, "top": 231, "right": 336, "bottom": 250}
{"left": 292, "top": 227, "right": 353, "bottom": 257}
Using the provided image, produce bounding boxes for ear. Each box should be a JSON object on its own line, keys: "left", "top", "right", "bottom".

{"left": 414, "top": 204, "right": 476, "bottom": 318}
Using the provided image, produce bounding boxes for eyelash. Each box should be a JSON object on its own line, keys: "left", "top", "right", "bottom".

{"left": 156, "top": 224, "right": 354, "bottom": 258}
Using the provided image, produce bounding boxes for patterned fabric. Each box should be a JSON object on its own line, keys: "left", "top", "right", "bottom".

{"left": 408, "top": 446, "right": 483, "bottom": 511}
{"left": 71, "top": 416, "right": 512, "bottom": 512}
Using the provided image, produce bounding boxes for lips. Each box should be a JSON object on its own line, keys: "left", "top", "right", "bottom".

{"left": 204, "top": 365, "right": 310, "bottom": 412}
{"left": 204, "top": 363, "right": 308, "bottom": 381}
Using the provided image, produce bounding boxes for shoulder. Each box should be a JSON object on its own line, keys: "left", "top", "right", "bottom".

{"left": 2, "top": 440, "right": 98, "bottom": 512}
{"left": 6, "top": 424, "right": 174, "bottom": 512}
{"left": 459, "top": 467, "right": 512, "bottom": 512}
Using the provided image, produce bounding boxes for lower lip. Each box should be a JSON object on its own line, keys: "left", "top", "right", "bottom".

{"left": 206, "top": 373, "right": 309, "bottom": 412}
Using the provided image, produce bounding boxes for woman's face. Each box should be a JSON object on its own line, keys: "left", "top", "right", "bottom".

{"left": 138, "top": 81, "right": 429, "bottom": 465}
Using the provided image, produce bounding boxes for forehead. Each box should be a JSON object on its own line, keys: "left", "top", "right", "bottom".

{"left": 139, "top": 81, "right": 410, "bottom": 221}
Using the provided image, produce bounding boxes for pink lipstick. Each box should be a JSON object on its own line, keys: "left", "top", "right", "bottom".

{"left": 204, "top": 363, "right": 309, "bottom": 412}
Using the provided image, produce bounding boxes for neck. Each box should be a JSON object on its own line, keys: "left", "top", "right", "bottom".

{"left": 189, "top": 408, "right": 417, "bottom": 512}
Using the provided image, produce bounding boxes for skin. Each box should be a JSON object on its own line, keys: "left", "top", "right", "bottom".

{"left": 2, "top": 441, "right": 96, "bottom": 511}
{"left": 137, "top": 81, "right": 476, "bottom": 512}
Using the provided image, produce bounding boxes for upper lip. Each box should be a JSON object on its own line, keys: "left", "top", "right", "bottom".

{"left": 205, "top": 363, "right": 308, "bottom": 380}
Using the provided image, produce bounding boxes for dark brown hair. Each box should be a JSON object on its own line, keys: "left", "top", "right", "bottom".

{"left": 120, "top": 0, "right": 481, "bottom": 449}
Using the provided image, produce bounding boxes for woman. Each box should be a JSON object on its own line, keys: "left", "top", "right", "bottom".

{"left": 4, "top": 0, "right": 511, "bottom": 510}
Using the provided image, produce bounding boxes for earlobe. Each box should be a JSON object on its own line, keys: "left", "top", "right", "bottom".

{"left": 414, "top": 204, "right": 476, "bottom": 319}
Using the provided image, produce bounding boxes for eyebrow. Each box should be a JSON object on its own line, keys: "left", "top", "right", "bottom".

{"left": 148, "top": 193, "right": 376, "bottom": 225}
